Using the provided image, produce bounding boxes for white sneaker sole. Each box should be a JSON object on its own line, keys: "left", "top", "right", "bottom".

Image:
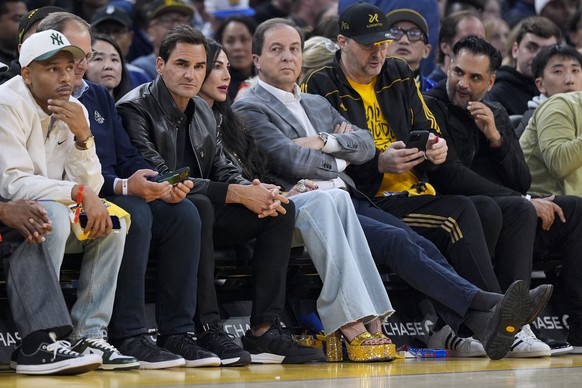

{"left": 551, "top": 345, "right": 574, "bottom": 356}
{"left": 139, "top": 358, "right": 186, "bottom": 369}
{"left": 250, "top": 353, "right": 285, "bottom": 364}
{"left": 185, "top": 356, "right": 221, "bottom": 367}
{"left": 448, "top": 350, "right": 487, "bottom": 358}
{"left": 506, "top": 350, "right": 552, "bottom": 358}
{"left": 98, "top": 360, "right": 141, "bottom": 370}
{"left": 16, "top": 355, "right": 102, "bottom": 375}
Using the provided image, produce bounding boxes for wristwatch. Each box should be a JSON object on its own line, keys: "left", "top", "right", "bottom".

{"left": 75, "top": 135, "right": 95, "bottom": 150}
{"left": 318, "top": 132, "right": 329, "bottom": 146}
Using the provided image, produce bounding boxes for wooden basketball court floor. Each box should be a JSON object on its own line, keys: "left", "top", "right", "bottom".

{"left": 1, "top": 355, "right": 582, "bottom": 387}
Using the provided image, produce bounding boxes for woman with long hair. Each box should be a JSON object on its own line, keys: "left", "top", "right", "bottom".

{"left": 198, "top": 40, "right": 398, "bottom": 363}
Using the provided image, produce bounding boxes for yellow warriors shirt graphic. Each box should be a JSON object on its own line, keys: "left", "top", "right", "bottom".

{"left": 348, "top": 77, "right": 435, "bottom": 197}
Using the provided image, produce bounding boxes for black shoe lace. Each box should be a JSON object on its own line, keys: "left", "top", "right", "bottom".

{"left": 139, "top": 333, "right": 162, "bottom": 351}
{"left": 204, "top": 326, "right": 237, "bottom": 348}
{"left": 180, "top": 333, "right": 199, "bottom": 346}
{"left": 270, "top": 318, "right": 297, "bottom": 345}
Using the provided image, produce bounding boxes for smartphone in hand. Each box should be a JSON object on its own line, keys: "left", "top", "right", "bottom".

{"left": 154, "top": 167, "right": 190, "bottom": 186}
{"left": 405, "top": 130, "right": 430, "bottom": 152}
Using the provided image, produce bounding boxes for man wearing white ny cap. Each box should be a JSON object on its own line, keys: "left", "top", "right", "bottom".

{"left": 0, "top": 29, "right": 138, "bottom": 370}
{"left": 0, "top": 55, "right": 102, "bottom": 376}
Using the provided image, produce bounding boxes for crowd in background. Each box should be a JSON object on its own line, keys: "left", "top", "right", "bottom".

{"left": 2, "top": 0, "right": 582, "bottom": 377}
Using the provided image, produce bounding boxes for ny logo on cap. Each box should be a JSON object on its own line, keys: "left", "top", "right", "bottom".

{"left": 50, "top": 32, "right": 64, "bottom": 46}
{"left": 369, "top": 13, "right": 379, "bottom": 23}
{"left": 341, "top": 21, "right": 349, "bottom": 30}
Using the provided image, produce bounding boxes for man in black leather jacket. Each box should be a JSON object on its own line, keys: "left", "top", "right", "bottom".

{"left": 116, "top": 25, "right": 323, "bottom": 366}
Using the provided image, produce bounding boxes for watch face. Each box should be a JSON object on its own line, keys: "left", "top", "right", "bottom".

{"left": 77, "top": 135, "right": 95, "bottom": 149}
{"left": 85, "top": 136, "right": 95, "bottom": 148}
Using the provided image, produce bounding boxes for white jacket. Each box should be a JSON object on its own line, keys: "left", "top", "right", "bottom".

{"left": 0, "top": 76, "right": 103, "bottom": 204}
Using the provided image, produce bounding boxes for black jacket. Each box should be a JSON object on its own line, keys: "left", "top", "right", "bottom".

{"left": 301, "top": 52, "right": 441, "bottom": 198}
{"left": 487, "top": 65, "right": 538, "bottom": 116}
{"left": 423, "top": 82, "right": 531, "bottom": 196}
{"left": 116, "top": 76, "right": 249, "bottom": 204}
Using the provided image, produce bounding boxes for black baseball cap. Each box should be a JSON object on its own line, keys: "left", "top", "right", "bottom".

{"left": 385, "top": 9, "right": 429, "bottom": 39}
{"left": 91, "top": 4, "right": 132, "bottom": 28}
{"left": 17, "top": 6, "right": 64, "bottom": 45}
{"left": 338, "top": 2, "right": 395, "bottom": 45}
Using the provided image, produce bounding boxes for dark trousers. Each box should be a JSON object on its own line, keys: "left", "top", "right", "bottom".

{"left": 471, "top": 196, "right": 537, "bottom": 291}
{"left": 187, "top": 194, "right": 295, "bottom": 329}
{"left": 372, "top": 194, "right": 501, "bottom": 293}
{"left": 468, "top": 195, "right": 502, "bottom": 258}
{"left": 535, "top": 195, "right": 582, "bottom": 322}
{"left": 108, "top": 196, "right": 201, "bottom": 339}
{"left": 351, "top": 198, "right": 479, "bottom": 332}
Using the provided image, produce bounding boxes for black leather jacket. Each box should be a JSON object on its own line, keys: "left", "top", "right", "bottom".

{"left": 116, "top": 77, "right": 249, "bottom": 204}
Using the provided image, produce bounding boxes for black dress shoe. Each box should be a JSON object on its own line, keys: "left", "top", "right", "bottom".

{"left": 480, "top": 280, "right": 529, "bottom": 360}
{"left": 524, "top": 284, "right": 553, "bottom": 324}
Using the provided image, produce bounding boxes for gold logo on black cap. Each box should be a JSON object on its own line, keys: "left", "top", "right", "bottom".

{"left": 369, "top": 13, "right": 379, "bottom": 23}
{"left": 341, "top": 21, "right": 349, "bottom": 30}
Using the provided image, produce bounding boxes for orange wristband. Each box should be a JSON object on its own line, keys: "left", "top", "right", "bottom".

{"left": 74, "top": 184, "right": 84, "bottom": 224}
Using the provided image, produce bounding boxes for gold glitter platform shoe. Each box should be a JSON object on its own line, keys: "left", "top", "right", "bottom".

{"left": 325, "top": 331, "right": 396, "bottom": 362}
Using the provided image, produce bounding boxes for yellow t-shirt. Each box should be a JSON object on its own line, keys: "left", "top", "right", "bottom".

{"left": 347, "top": 77, "right": 435, "bottom": 197}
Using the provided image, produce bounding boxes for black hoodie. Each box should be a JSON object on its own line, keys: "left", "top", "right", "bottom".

{"left": 487, "top": 65, "right": 538, "bottom": 116}
{"left": 422, "top": 81, "right": 531, "bottom": 197}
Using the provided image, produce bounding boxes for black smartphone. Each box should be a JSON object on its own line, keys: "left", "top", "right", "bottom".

{"left": 79, "top": 214, "right": 121, "bottom": 229}
{"left": 406, "top": 130, "right": 430, "bottom": 152}
{"left": 154, "top": 166, "right": 190, "bottom": 186}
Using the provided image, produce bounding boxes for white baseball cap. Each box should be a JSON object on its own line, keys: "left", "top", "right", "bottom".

{"left": 19, "top": 29, "right": 85, "bottom": 67}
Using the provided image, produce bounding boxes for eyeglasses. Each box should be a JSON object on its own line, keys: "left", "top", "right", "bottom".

{"left": 75, "top": 50, "right": 97, "bottom": 65}
{"left": 388, "top": 27, "right": 426, "bottom": 43}
{"left": 357, "top": 39, "right": 391, "bottom": 51}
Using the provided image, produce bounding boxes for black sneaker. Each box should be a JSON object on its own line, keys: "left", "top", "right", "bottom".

{"left": 158, "top": 333, "right": 221, "bottom": 367}
{"left": 241, "top": 319, "right": 324, "bottom": 364}
{"left": 530, "top": 325, "right": 573, "bottom": 356}
{"left": 567, "top": 318, "right": 582, "bottom": 354}
{"left": 197, "top": 323, "right": 251, "bottom": 366}
{"left": 16, "top": 332, "right": 102, "bottom": 375}
{"left": 112, "top": 333, "right": 185, "bottom": 369}
{"left": 9, "top": 343, "right": 20, "bottom": 369}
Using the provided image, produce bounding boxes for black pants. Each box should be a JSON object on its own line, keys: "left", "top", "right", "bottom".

{"left": 373, "top": 194, "right": 501, "bottom": 293}
{"left": 471, "top": 196, "right": 537, "bottom": 291}
{"left": 535, "top": 195, "right": 582, "bottom": 322}
{"left": 108, "top": 197, "right": 201, "bottom": 340}
{"left": 188, "top": 194, "right": 295, "bottom": 329}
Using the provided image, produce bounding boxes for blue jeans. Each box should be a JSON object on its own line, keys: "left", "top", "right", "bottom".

{"left": 352, "top": 198, "right": 481, "bottom": 332}
{"left": 107, "top": 196, "right": 201, "bottom": 339}
{"left": 42, "top": 201, "right": 126, "bottom": 340}
{"left": 290, "top": 189, "right": 394, "bottom": 334}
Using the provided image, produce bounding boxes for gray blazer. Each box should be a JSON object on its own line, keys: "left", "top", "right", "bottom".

{"left": 232, "top": 83, "right": 375, "bottom": 191}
